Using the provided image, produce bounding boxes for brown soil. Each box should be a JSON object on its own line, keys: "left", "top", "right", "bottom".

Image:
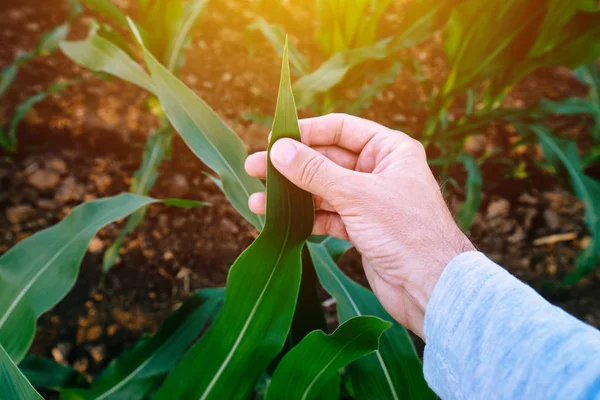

{"left": 1, "top": 0, "right": 599, "bottom": 388}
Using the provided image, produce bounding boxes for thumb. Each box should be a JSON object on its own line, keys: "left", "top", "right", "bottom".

{"left": 270, "top": 138, "right": 352, "bottom": 201}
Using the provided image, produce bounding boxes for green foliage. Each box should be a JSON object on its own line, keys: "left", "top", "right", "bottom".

{"left": 441, "top": 0, "right": 600, "bottom": 108}
{"left": 252, "top": 0, "right": 448, "bottom": 115}
{"left": 0, "top": 194, "right": 206, "bottom": 363}
{"left": 456, "top": 153, "right": 483, "bottom": 232}
{"left": 102, "top": 128, "right": 173, "bottom": 272}
{"left": 529, "top": 125, "right": 600, "bottom": 283}
{"left": 0, "top": 80, "right": 74, "bottom": 153}
{"left": 62, "top": 288, "right": 224, "bottom": 400}
{"left": 0, "top": 1, "right": 80, "bottom": 98}
{"left": 315, "top": 0, "right": 393, "bottom": 57}
{"left": 126, "top": 21, "right": 265, "bottom": 230}
{"left": 307, "top": 239, "right": 435, "bottom": 400}
{"left": 62, "top": 0, "right": 210, "bottom": 275}
{"left": 60, "top": 23, "right": 156, "bottom": 93}
{"left": 19, "top": 356, "right": 89, "bottom": 392}
{"left": 0, "top": 345, "right": 43, "bottom": 399}
{"left": 154, "top": 38, "right": 315, "bottom": 400}
{"left": 266, "top": 316, "right": 391, "bottom": 400}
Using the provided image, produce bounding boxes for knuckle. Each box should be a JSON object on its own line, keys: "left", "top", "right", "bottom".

{"left": 410, "top": 138, "right": 426, "bottom": 155}
{"left": 297, "top": 155, "right": 326, "bottom": 187}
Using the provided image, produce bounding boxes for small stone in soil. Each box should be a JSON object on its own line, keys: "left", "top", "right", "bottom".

{"left": 45, "top": 158, "right": 68, "bottom": 175}
{"left": 169, "top": 173, "right": 190, "bottom": 198}
{"left": 27, "top": 169, "right": 61, "bottom": 191}
{"left": 6, "top": 205, "right": 35, "bottom": 224}
{"left": 88, "top": 237, "right": 104, "bottom": 254}
{"left": 55, "top": 176, "right": 85, "bottom": 203}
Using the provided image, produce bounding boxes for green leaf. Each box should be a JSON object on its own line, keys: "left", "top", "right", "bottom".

{"left": 165, "top": 0, "right": 208, "bottom": 72}
{"left": 307, "top": 242, "right": 434, "bottom": 400}
{"left": 128, "top": 19, "right": 265, "bottom": 230}
{"left": 61, "top": 288, "right": 224, "bottom": 400}
{"left": 457, "top": 153, "right": 482, "bottom": 232}
{"left": 154, "top": 37, "right": 314, "bottom": 400}
{"left": 266, "top": 316, "right": 391, "bottom": 400}
{"left": 60, "top": 24, "right": 156, "bottom": 93}
{"left": 293, "top": 38, "right": 391, "bottom": 109}
{"left": 309, "top": 235, "right": 352, "bottom": 262}
{"left": 0, "top": 24, "right": 70, "bottom": 97}
{"left": 346, "top": 62, "right": 402, "bottom": 114}
{"left": 0, "top": 344, "right": 43, "bottom": 400}
{"left": 531, "top": 125, "right": 600, "bottom": 281}
{"left": 19, "top": 356, "right": 88, "bottom": 391}
{"left": 247, "top": 18, "right": 310, "bottom": 76}
{"left": 540, "top": 97, "right": 600, "bottom": 117}
{"left": 80, "top": 0, "right": 129, "bottom": 28}
{"left": 3, "top": 80, "right": 73, "bottom": 153}
{"left": 0, "top": 194, "right": 198, "bottom": 362}
{"left": 102, "top": 129, "right": 173, "bottom": 273}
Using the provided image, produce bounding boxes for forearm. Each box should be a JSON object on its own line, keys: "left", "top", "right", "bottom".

{"left": 423, "top": 251, "right": 600, "bottom": 400}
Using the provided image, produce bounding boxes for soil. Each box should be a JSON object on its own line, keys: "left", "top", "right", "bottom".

{"left": 1, "top": 0, "right": 599, "bottom": 390}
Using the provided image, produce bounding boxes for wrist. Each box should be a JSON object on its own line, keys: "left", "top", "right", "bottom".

{"left": 404, "top": 231, "right": 476, "bottom": 340}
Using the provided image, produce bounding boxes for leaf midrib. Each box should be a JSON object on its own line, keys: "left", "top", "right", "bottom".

{"left": 152, "top": 61, "right": 264, "bottom": 229}
{"left": 0, "top": 227, "right": 89, "bottom": 332}
{"left": 200, "top": 193, "right": 292, "bottom": 399}
{"left": 312, "top": 245, "right": 399, "bottom": 400}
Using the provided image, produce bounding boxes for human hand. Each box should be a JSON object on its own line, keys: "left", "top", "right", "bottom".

{"left": 245, "top": 113, "right": 474, "bottom": 340}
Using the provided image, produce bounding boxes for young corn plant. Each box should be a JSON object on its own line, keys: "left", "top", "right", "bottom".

{"left": 421, "top": 0, "right": 600, "bottom": 279}
{"left": 0, "top": 22, "right": 433, "bottom": 399}
{"left": 249, "top": 0, "right": 454, "bottom": 115}
{"left": 0, "top": 0, "right": 82, "bottom": 153}
{"left": 61, "top": 0, "right": 209, "bottom": 273}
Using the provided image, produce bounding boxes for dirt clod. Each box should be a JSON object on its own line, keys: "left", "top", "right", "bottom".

{"left": 6, "top": 205, "right": 35, "bottom": 224}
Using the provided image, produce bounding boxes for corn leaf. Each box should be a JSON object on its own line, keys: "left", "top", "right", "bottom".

{"left": 307, "top": 241, "right": 435, "bottom": 400}
{"left": 0, "top": 194, "right": 207, "bottom": 362}
{"left": 247, "top": 18, "right": 310, "bottom": 76}
{"left": 61, "top": 288, "right": 224, "bottom": 400}
{"left": 154, "top": 38, "right": 314, "bottom": 400}
{"left": 293, "top": 38, "right": 391, "bottom": 108}
{"left": 19, "top": 356, "right": 88, "bottom": 392}
{"left": 102, "top": 129, "right": 173, "bottom": 273}
{"left": 346, "top": 62, "right": 401, "bottom": 115}
{"left": 60, "top": 25, "right": 156, "bottom": 93}
{"left": 2, "top": 81, "right": 72, "bottom": 153}
{"left": 80, "top": 0, "right": 129, "bottom": 28}
{"left": 531, "top": 125, "right": 600, "bottom": 282}
{"left": 0, "top": 23, "right": 70, "bottom": 97}
{"left": 457, "top": 153, "right": 482, "bottom": 232}
{"left": 266, "top": 316, "right": 390, "bottom": 400}
{"left": 0, "top": 344, "right": 43, "bottom": 400}
{"left": 540, "top": 97, "right": 600, "bottom": 117}
{"left": 165, "top": 0, "right": 208, "bottom": 72}
{"left": 128, "top": 20, "right": 265, "bottom": 230}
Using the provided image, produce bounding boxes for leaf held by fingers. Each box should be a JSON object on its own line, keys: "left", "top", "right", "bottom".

{"left": 154, "top": 36, "right": 314, "bottom": 399}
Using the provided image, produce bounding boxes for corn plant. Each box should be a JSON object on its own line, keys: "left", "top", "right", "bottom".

{"left": 0, "top": 16, "right": 433, "bottom": 398}
{"left": 0, "top": 0, "right": 82, "bottom": 153}
{"left": 249, "top": 0, "right": 454, "bottom": 115}
{"left": 62, "top": 0, "right": 208, "bottom": 273}
{"left": 0, "top": 80, "right": 75, "bottom": 153}
{"left": 420, "top": 0, "right": 600, "bottom": 279}
{"left": 314, "top": 0, "right": 393, "bottom": 57}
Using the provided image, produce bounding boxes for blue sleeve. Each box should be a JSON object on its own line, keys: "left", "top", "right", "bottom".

{"left": 423, "top": 251, "right": 600, "bottom": 400}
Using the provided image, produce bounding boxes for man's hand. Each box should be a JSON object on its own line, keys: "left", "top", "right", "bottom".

{"left": 245, "top": 113, "right": 474, "bottom": 340}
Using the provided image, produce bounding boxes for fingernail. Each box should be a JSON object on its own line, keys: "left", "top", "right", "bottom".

{"left": 270, "top": 139, "right": 297, "bottom": 168}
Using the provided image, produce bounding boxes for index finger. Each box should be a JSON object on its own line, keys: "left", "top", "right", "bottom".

{"left": 298, "top": 113, "right": 401, "bottom": 153}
